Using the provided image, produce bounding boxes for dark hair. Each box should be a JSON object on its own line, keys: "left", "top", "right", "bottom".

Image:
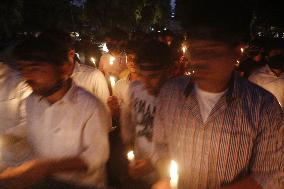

{"left": 136, "top": 40, "right": 174, "bottom": 69}
{"left": 13, "top": 29, "right": 74, "bottom": 65}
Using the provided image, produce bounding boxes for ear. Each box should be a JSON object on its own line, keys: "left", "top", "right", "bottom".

{"left": 61, "top": 60, "right": 75, "bottom": 79}
{"left": 68, "top": 49, "right": 75, "bottom": 63}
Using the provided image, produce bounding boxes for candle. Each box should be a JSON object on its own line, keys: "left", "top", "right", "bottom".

{"left": 169, "top": 160, "right": 179, "bottom": 189}
{"left": 127, "top": 150, "right": 135, "bottom": 165}
{"left": 90, "top": 57, "right": 96, "bottom": 67}
{"left": 109, "top": 76, "right": 116, "bottom": 88}
{"left": 240, "top": 48, "right": 244, "bottom": 54}
{"left": 109, "top": 56, "right": 115, "bottom": 65}
{"left": 182, "top": 46, "right": 187, "bottom": 54}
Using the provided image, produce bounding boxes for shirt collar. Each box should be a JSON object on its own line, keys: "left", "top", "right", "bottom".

{"left": 184, "top": 72, "right": 243, "bottom": 102}
{"left": 37, "top": 80, "right": 78, "bottom": 105}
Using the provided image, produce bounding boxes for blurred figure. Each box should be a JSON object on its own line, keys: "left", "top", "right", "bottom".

{"left": 152, "top": 26, "right": 283, "bottom": 189}
{"left": 40, "top": 29, "right": 110, "bottom": 104}
{"left": 249, "top": 38, "right": 284, "bottom": 109}
{"left": 0, "top": 32, "right": 111, "bottom": 189}
{"left": 0, "top": 41, "right": 32, "bottom": 133}
{"left": 107, "top": 41, "right": 139, "bottom": 120}
{"left": 99, "top": 28, "right": 128, "bottom": 79}
{"left": 237, "top": 37, "right": 267, "bottom": 78}
{"left": 120, "top": 40, "right": 175, "bottom": 187}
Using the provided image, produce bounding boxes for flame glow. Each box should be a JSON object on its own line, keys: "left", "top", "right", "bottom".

{"left": 109, "top": 76, "right": 116, "bottom": 87}
{"left": 109, "top": 56, "right": 115, "bottom": 65}
{"left": 169, "top": 160, "right": 179, "bottom": 189}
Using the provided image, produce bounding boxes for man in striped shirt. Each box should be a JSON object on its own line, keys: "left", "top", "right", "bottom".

{"left": 151, "top": 28, "right": 284, "bottom": 189}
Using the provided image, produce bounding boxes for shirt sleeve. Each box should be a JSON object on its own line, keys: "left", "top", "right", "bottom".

{"left": 120, "top": 85, "right": 135, "bottom": 147}
{"left": 92, "top": 70, "right": 110, "bottom": 104}
{"left": 151, "top": 92, "right": 169, "bottom": 165}
{"left": 80, "top": 101, "right": 111, "bottom": 173}
{"left": 251, "top": 95, "right": 284, "bottom": 189}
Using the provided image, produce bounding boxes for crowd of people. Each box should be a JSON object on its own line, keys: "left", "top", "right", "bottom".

{"left": 0, "top": 24, "right": 283, "bottom": 189}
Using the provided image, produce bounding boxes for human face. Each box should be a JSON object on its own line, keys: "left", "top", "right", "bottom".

{"left": 16, "top": 61, "right": 64, "bottom": 96}
{"left": 188, "top": 39, "right": 236, "bottom": 91}
{"left": 136, "top": 65, "right": 169, "bottom": 96}
{"left": 126, "top": 54, "right": 136, "bottom": 73}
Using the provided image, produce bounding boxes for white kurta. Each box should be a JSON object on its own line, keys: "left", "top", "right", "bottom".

{"left": 72, "top": 62, "right": 110, "bottom": 104}
{"left": 22, "top": 83, "right": 110, "bottom": 187}
{"left": 249, "top": 65, "right": 284, "bottom": 109}
{"left": 0, "top": 63, "right": 31, "bottom": 133}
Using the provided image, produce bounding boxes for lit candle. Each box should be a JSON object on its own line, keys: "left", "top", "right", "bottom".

{"left": 240, "top": 48, "right": 244, "bottom": 54}
{"left": 90, "top": 57, "right": 96, "bottom": 67}
{"left": 109, "top": 75, "right": 116, "bottom": 88}
{"left": 169, "top": 160, "right": 179, "bottom": 189}
{"left": 109, "top": 56, "right": 115, "bottom": 65}
{"left": 182, "top": 46, "right": 187, "bottom": 54}
{"left": 127, "top": 150, "right": 135, "bottom": 166}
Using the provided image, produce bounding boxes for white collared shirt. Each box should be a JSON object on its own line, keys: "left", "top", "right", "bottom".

{"left": 72, "top": 62, "right": 110, "bottom": 104}
{"left": 0, "top": 63, "right": 31, "bottom": 133}
{"left": 23, "top": 82, "right": 110, "bottom": 187}
{"left": 249, "top": 65, "right": 284, "bottom": 109}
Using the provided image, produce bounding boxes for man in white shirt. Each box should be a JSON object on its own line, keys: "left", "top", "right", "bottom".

{"left": 249, "top": 39, "right": 284, "bottom": 109}
{"left": 99, "top": 29, "right": 128, "bottom": 80}
{"left": 0, "top": 63, "right": 31, "bottom": 133}
{"left": 120, "top": 40, "right": 175, "bottom": 186}
{"left": 0, "top": 31, "right": 110, "bottom": 189}
{"left": 73, "top": 62, "right": 110, "bottom": 104}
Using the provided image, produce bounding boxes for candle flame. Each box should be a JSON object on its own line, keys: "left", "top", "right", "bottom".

{"left": 169, "top": 160, "right": 179, "bottom": 188}
{"left": 109, "top": 76, "right": 116, "bottom": 87}
{"left": 90, "top": 57, "right": 96, "bottom": 64}
{"left": 110, "top": 56, "right": 115, "bottom": 65}
{"left": 182, "top": 46, "right": 187, "bottom": 54}
{"left": 127, "top": 151, "right": 135, "bottom": 161}
{"left": 240, "top": 48, "right": 244, "bottom": 53}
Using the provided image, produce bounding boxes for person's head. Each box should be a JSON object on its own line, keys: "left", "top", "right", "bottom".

{"left": 188, "top": 26, "right": 241, "bottom": 91}
{"left": 266, "top": 39, "right": 284, "bottom": 72}
{"left": 135, "top": 40, "right": 174, "bottom": 96}
{"left": 125, "top": 41, "right": 138, "bottom": 74}
{"left": 12, "top": 29, "right": 75, "bottom": 97}
{"left": 157, "top": 30, "right": 174, "bottom": 46}
{"left": 105, "top": 28, "right": 128, "bottom": 54}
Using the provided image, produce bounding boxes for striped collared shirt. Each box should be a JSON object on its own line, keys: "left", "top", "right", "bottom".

{"left": 153, "top": 75, "right": 284, "bottom": 189}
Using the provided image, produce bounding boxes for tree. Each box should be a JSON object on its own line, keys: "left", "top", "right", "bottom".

{"left": 0, "top": 0, "right": 23, "bottom": 39}
{"left": 84, "top": 0, "right": 171, "bottom": 33}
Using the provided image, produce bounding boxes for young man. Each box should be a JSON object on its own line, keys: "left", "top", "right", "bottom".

{"left": 249, "top": 39, "right": 284, "bottom": 109}
{"left": 151, "top": 27, "right": 284, "bottom": 189}
{"left": 39, "top": 29, "right": 110, "bottom": 104}
{"left": 120, "top": 40, "right": 179, "bottom": 186}
{"left": 99, "top": 28, "right": 128, "bottom": 79}
{"left": 0, "top": 33, "right": 111, "bottom": 189}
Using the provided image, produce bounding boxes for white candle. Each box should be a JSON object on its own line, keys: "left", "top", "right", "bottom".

{"left": 90, "top": 57, "right": 96, "bottom": 67}
{"left": 109, "top": 76, "right": 116, "bottom": 88}
{"left": 182, "top": 46, "right": 187, "bottom": 54}
{"left": 109, "top": 56, "right": 115, "bottom": 65}
{"left": 169, "top": 160, "right": 179, "bottom": 189}
{"left": 240, "top": 48, "right": 244, "bottom": 54}
{"left": 127, "top": 150, "right": 135, "bottom": 165}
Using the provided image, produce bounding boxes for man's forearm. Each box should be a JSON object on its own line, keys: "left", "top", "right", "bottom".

{"left": 221, "top": 177, "right": 262, "bottom": 189}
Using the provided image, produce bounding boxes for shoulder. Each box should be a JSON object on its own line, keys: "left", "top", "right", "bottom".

{"left": 76, "top": 86, "right": 106, "bottom": 110}
{"left": 237, "top": 76, "right": 279, "bottom": 107}
{"left": 160, "top": 76, "right": 191, "bottom": 97}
